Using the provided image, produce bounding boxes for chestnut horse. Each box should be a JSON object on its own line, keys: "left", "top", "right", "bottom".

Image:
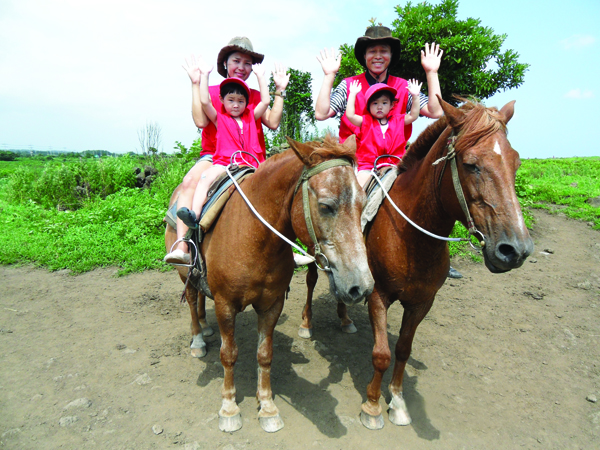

{"left": 299, "top": 98, "right": 533, "bottom": 429}
{"left": 164, "top": 137, "right": 374, "bottom": 433}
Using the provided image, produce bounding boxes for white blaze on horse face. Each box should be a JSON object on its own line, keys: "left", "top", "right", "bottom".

{"left": 493, "top": 140, "right": 502, "bottom": 156}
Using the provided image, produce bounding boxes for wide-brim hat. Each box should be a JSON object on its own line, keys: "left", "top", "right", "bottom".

{"left": 354, "top": 26, "right": 400, "bottom": 69}
{"left": 365, "top": 83, "right": 398, "bottom": 104}
{"left": 219, "top": 77, "right": 251, "bottom": 99}
{"left": 217, "top": 36, "right": 264, "bottom": 78}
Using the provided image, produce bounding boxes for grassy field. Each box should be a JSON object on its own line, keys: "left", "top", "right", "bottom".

{"left": 0, "top": 154, "right": 598, "bottom": 275}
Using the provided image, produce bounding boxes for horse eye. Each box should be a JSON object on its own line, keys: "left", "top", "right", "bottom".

{"left": 463, "top": 163, "right": 480, "bottom": 174}
{"left": 318, "top": 202, "right": 336, "bottom": 215}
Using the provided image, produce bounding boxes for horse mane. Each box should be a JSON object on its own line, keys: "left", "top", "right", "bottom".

{"left": 305, "top": 135, "right": 357, "bottom": 166}
{"left": 400, "top": 98, "right": 507, "bottom": 173}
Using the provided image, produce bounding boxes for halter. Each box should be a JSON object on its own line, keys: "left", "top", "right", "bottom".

{"left": 432, "top": 133, "right": 486, "bottom": 249}
{"left": 227, "top": 155, "right": 352, "bottom": 272}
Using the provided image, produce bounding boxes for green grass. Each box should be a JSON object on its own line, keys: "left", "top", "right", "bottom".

{"left": 0, "top": 153, "right": 598, "bottom": 274}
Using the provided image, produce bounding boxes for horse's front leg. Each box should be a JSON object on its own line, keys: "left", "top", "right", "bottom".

{"left": 256, "top": 295, "right": 285, "bottom": 432}
{"left": 337, "top": 301, "right": 357, "bottom": 334}
{"left": 360, "top": 289, "right": 391, "bottom": 430}
{"left": 214, "top": 300, "right": 242, "bottom": 432}
{"left": 387, "top": 297, "right": 434, "bottom": 426}
{"left": 298, "top": 263, "right": 318, "bottom": 338}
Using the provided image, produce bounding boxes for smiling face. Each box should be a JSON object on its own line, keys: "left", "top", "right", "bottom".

{"left": 368, "top": 92, "right": 394, "bottom": 119}
{"left": 364, "top": 44, "right": 392, "bottom": 76}
{"left": 225, "top": 51, "right": 254, "bottom": 81}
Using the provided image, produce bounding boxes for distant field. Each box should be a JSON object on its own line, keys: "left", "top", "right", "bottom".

{"left": 0, "top": 154, "right": 598, "bottom": 274}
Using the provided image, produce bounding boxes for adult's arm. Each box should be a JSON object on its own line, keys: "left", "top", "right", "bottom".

{"left": 314, "top": 48, "right": 341, "bottom": 120}
{"left": 261, "top": 63, "right": 290, "bottom": 130}
{"left": 418, "top": 43, "right": 444, "bottom": 118}
{"left": 183, "top": 55, "right": 209, "bottom": 128}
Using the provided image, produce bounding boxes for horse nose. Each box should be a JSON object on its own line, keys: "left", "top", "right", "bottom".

{"left": 346, "top": 275, "right": 374, "bottom": 305}
{"left": 494, "top": 238, "right": 533, "bottom": 267}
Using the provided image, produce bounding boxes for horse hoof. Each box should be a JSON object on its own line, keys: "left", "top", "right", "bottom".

{"left": 341, "top": 323, "right": 357, "bottom": 334}
{"left": 298, "top": 326, "right": 313, "bottom": 339}
{"left": 360, "top": 410, "right": 384, "bottom": 430}
{"left": 259, "top": 413, "right": 284, "bottom": 433}
{"left": 190, "top": 347, "right": 207, "bottom": 358}
{"left": 219, "top": 413, "right": 243, "bottom": 432}
{"left": 202, "top": 325, "right": 215, "bottom": 337}
{"left": 389, "top": 406, "right": 412, "bottom": 426}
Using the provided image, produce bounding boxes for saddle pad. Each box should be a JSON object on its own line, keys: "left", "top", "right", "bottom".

{"left": 164, "top": 166, "right": 255, "bottom": 232}
{"left": 361, "top": 167, "right": 399, "bottom": 231}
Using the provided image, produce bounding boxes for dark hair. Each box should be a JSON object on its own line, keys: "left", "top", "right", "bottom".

{"left": 367, "top": 90, "right": 396, "bottom": 109}
{"left": 220, "top": 82, "right": 249, "bottom": 102}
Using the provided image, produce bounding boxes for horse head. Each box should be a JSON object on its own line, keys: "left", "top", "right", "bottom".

{"left": 438, "top": 97, "right": 534, "bottom": 273}
{"left": 287, "top": 136, "right": 374, "bottom": 304}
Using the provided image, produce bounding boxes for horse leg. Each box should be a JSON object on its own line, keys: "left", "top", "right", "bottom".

{"left": 215, "top": 301, "right": 242, "bottom": 432}
{"left": 180, "top": 274, "right": 207, "bottom": 358}
{"left": 298, "top": 263, "right": 318, "bottom": 339}
{"left": 197, "top": 293, "right": 214, "bottom": 337}
{"left": 360, "top": 290, "right": 391, "bottom": 430}
{"left": 387, "top": 298, "right": 435, "bottom": 426}
{"left": 256, "top": 296, "right": 285, "bottom": 432}
{"left": 337, "top": 301, "right": 357, "bottom": 334}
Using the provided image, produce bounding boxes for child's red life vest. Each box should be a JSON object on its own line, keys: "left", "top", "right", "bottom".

{"left": 339, "top": 73, "right": 410, "bottom": 145}
{"left": 212, "top": 105, "right": 264, "bottom": 167}
{"left": 200, "top": 85, "right": 266, "bottom": 159}
{"left": 356, "top": 113, "right": 407, "bottom": 171}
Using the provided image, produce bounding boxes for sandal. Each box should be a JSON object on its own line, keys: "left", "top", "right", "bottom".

{"left": 177, "top": 207, "right": 199, "bottom": 229}
{"left": 164, "top": 249, "right": 191, "bottom": 265}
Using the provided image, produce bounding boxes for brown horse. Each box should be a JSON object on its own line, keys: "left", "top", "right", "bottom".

{"left": 165, "top": 136, "right": 374, "bottom": 433}
{"left": 299, "top": 98, "right": 533, "bottom": 429}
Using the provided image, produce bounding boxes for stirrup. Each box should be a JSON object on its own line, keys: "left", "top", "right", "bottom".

{"left": 166, "top": 238, "right": 198, "bottom": 267}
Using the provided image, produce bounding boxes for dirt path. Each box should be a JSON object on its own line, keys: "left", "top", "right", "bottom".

{"left": 1, "top": 210, "right": 599, "bottom": 450}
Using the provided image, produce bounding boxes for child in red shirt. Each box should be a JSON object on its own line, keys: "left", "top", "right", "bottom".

{"left": 347, "top": 79, "right": 422, "bottom": 187}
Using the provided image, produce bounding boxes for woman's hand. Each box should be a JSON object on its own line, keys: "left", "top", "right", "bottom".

{"left": 182, "top": 54, "right": 202, "bottom": 84}
{"left": 420, "top": 42, "right": 443, "bottom": 74}
{"left": 272, "top": 63, "right": 290, "bottom": 91}
{"left": 316, "top": 47, "right": 341, "bottom": 76}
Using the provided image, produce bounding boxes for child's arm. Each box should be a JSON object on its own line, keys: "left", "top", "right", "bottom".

{"left": 404, "top": 79, "right": 423, "bottom": 125}
{"left": 198, "top": 58, "right": 218, "bottom": 126}
{"left": 346, "top": 80, "right": 363, "bottom": 127}
{"left": 252, "top": 64, "right": 270, "bottom": 120}
{"left": 183, "top": 54, "right": 209, "bottom": 128}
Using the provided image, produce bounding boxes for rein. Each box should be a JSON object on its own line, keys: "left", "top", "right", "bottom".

{"left": 371, "top": 132, "right": 485, "bottom": 249}
{"left": 227, "top": 156, "right": 352, "bottom": 272}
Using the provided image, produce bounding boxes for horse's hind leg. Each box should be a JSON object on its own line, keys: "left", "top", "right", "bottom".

{"left": 180, "top": 274, "right": 207, "bottom": 358}
{"left": 361, "top": 289, "right": 391, "bottom": 430}
{"left": 299, "top": 263, "right": 318, "bottom": 339}
{"left": 387, "top": 297, "right": 435, "bottom": 426}
{"left": 215, "top": 300, "right": 242, "bottom": 432}
{"left": 256, "top": 296, "right": 285, "bottom": 432}
{"left": 197, "top": 293, "right": 214, "bottom": 337}
{"left": 337, "top": 301, "right": 357, "bottom": 334}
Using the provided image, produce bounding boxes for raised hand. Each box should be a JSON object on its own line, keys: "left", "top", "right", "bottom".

{"left": 406, "top": 79, "right": 423, "bottom": 96}
{"left": 420, "top": 42, "right": 443, "bottom": 74}
{"left": 182, "top": 54, "right": 202, "bottom": 84}
{"left": 316, "top": 47, "right": 341, "bottom": 76}
{"left": 349, "top": 79, "right": 362, "bottom": 95}
{"left": 195, "top": 55, "right": 213, "bottom": 77}
{"left": 272, "top": 63, "right": 290, "bottom": 91}
{"left": 253, "top": 63, "right": 265, "bottom": 78}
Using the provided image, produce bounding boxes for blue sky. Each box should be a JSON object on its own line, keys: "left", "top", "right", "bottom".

{"left": 0, "top": 0, "right": 597, "bottom": 159}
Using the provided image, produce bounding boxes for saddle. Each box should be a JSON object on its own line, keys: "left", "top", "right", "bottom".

{"left": 361, "top": 166, "right": 399, "bottom": 231}
{"left": 165, "top": 165, "right": 255, "bottom": 299}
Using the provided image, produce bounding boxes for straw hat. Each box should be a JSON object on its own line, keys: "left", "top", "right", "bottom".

{"left": 216, "top": 36, "right": 264, "bottom": 78}
{"left": 354, "top": 26, "right": 400, "bottom": 68}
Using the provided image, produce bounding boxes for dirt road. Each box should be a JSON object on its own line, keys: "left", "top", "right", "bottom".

{"left": 1, "top": 210, "right": 599, "bottom": 449}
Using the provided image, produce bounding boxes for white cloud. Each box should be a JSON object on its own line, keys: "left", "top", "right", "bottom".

{"left": 560, "top": 34, "right": 595, "bottom": 50}
{"left": 564, "top": 89, "right": 594, "bottom": 99}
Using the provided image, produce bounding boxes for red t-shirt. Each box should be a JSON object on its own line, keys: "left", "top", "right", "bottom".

{"left": 212, "top": 105, "right": 264, "bottom": 167}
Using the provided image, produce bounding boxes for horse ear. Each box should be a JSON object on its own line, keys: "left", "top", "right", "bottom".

{"left": 438, "top": 95, "right": 465, "bottom": 129}
{"left": 286, "top": 136, "right": 313, "bottom": 166}
{"left": 499, "top": 100, "right": 516, "bottom": 124}
{"left": 341, "top": 134, "right": 357, "bottom": 154}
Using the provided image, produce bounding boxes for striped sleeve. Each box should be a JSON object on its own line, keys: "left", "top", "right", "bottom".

{"left": 406, "top": 93, "right": 429, "bottom": 115}
{"left": 329, "top": 79, "right": 348, "bottom": 116}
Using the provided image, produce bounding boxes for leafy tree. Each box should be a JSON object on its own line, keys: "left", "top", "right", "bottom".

{"left": 337, "top": 0, "right": 529, "bottom": 105}
{"left": 267, "top": 68, "right": 316, "bottom": 149}
{"left": 0, "top": 151, "right": 17, "bottom": 161}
